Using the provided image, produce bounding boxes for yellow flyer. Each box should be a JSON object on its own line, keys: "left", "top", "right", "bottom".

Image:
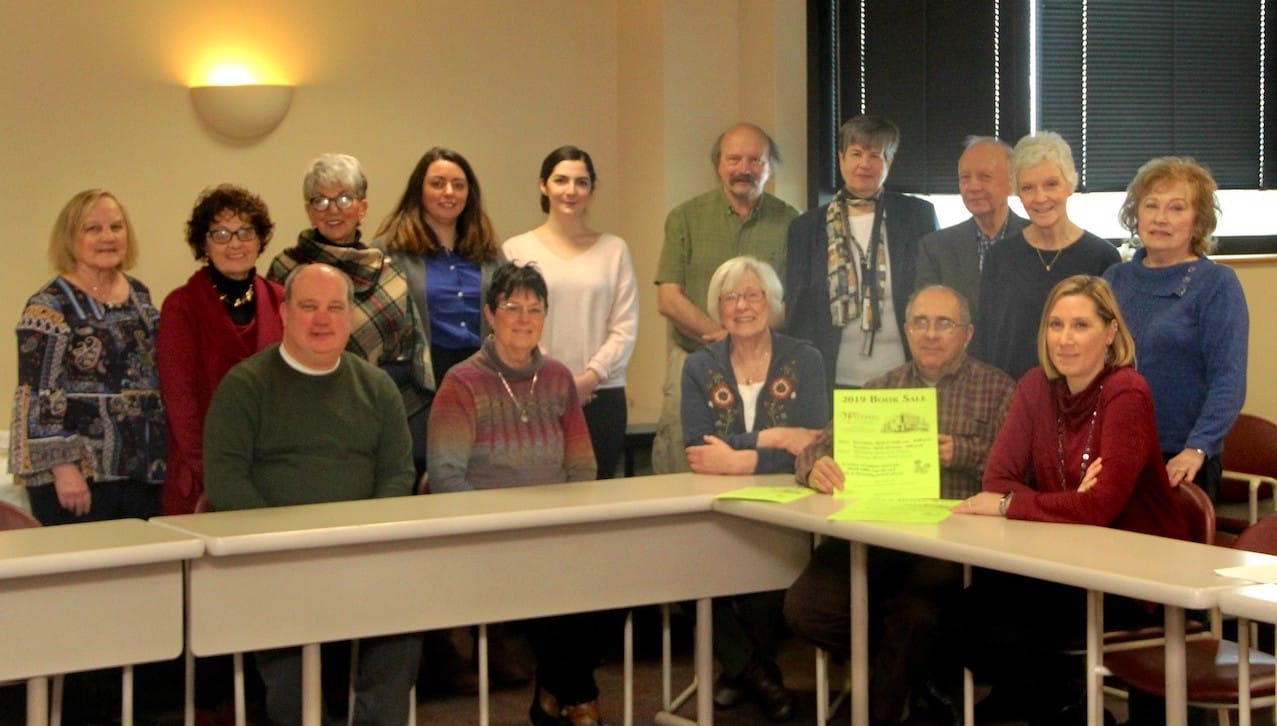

{"left": 832, "top": 388, "right": 939, "bottom": 500}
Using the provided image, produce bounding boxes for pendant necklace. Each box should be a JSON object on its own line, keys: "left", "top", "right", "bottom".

{"left": 1036, "top": 246, "right": 1064, "bottom": 272}
{"left": 497, "top": 370, "right": 539, "bottom": 423}
{"left": 1056, "top": 383, "right": 1102, "bottom": 488}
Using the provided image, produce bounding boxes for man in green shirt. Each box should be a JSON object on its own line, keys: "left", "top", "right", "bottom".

{"left": 652, "top": 122, "right": 799, "bottom": 474}
{"left": 204, "top": 263, "right": 419, "bottom": 726}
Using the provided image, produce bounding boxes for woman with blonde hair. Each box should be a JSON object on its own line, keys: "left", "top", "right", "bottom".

{"left": 12, "top": 189, "right": 165, "bottom": 525}
{"left": 951, "top": 275, "right": 1189, "bottom": 723}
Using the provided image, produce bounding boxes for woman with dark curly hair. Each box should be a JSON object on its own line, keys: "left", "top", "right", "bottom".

{"left": 158, "top": 183, "right": 284, "bottom": 515}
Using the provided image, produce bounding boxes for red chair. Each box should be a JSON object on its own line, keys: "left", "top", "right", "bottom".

{"left": 1219, "top": 414, "right": 1277, "bottom": 532}
{"left": 1104, "top": 515, "right": 1277, "bottom": 723}
{"left": 0, "top": 500, "right": 40, "bottom": 530}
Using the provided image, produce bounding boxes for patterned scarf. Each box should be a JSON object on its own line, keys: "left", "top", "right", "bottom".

{"left": 825, "top": 189, "right": 887, "bottom": 334}
{"left": 271, "top": 229, "right": 433, "bottom": 413}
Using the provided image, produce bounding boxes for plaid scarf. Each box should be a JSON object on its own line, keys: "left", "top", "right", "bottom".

{"left": 270, "top": 229, "right": 432, "bottom": 414}
{"left": 825, "top": 189, "right": 887, "bottom": 332}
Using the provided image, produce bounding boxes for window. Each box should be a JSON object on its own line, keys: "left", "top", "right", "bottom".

{"left": 809, "top": 0, "right": 1274, "bottom": 195}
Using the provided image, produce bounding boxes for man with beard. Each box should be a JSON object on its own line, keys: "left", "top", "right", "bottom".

{"left": 652, "top": 122, "right": 799, "bottom": 475}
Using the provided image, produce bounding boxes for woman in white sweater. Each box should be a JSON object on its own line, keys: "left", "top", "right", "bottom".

{"left": 503, "top": 146, "right": 638, "bottom": 479}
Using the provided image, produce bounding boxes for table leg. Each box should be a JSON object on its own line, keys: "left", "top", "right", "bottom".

{"left": 1086, "top": 590, "right": 1103, "bottom": 725}
{"left": 851, "top": 542, "right": 868, "bottom": 726}
{"left": 696, "top": 597, "right": 713, "bottom": 725}
{"left": 26, "top": 677, "right": 47, "bottom": 726}
{"left": 1163, "top": 606, "right": 1187, "bottom": 726}
{"left": 301, "top": 643, "right": 321, "bottom": 726}
{"left": 183, "top": 648, "right": 195, "bottom": 726}
{"left": 624, "top": 610, "right": 634, "bottom": 726}
{"left": 122, "top": 665, "right": 133, "bottom": 726}
{"left": 1239, "top": 616, "right": 1252, "bottom": 726}
{"left": 479, "top": 624, "right": 490, "bottom": 726}
{"left": 233, "top": 653, "right": 246, "bottom": 726}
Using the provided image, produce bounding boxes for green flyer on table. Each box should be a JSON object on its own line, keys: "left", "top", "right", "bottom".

{"left": 832, "top": 388, "right": 940, "bottom": 500}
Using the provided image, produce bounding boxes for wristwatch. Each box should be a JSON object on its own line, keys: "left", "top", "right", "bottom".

{"left": 998, "top": 492, "right": 1014, "bottom": 516}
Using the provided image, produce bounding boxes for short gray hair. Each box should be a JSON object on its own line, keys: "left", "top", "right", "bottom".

{"left": 303, "top": 153, "right": 368, "bottom": 199}
{"left": 1011, "top": 131, "right": 1078, "bottom": 191}
{"left": 838, "top": 115, "right": 900, "bottom": 160}
{"left": 706, "top": 256, "right": 784, "bottom": 327}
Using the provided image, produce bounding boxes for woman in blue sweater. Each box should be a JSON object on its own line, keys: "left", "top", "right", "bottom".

{"left": 1103, "top": 157, "right": 1248, "bottom": 499}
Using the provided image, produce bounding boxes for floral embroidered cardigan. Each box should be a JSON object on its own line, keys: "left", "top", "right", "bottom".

{"left": 680, "top": 330, "right": 829, "bottom": 473}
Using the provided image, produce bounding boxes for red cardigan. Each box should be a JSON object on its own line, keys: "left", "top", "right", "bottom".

{"left": 984, "top": 365, "right": 1190, "bottom": 540}
{"left": 157, "top": 269, "right": 284, "bottom": 514}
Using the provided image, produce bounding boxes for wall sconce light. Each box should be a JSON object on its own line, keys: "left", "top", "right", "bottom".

{"left": 189, "top": 84, "right": 294, "bottom": 141}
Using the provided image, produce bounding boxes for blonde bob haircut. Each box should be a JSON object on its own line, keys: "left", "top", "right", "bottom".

{"left": 1037, "top": 275, "right": 1135, "bottom": 380}
{"left": 1118, "top": 156, "right": 1219, "bottom": 257}
{"left": 49, "top": 189, "right": 138, "bottom": 274}
{"left": 706, "top": 256, "right": 784, "bottom": 328}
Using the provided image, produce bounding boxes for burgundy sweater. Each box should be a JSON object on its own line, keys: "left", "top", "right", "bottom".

{"left": 984, "top": 365, "right": 1190, "bottom": 540}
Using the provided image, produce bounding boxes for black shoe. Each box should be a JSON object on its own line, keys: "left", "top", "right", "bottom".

{"left": 741, "top": 660, "right": 795, "bottom": 722}
{"left": 912, "top": 679, "right": 961, "bottom": 726}
{"left": 713, "top": 673, "right": 746, "bottom": 709}
{"left": 529, "top": 687, "right": 560, "bottom": 726}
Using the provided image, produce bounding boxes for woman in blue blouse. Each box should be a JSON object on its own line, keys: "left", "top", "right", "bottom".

{"left": 1103, "top": 157, "right": 1248, "bottom": 499}
{"left": 11, "top": 189, "right": 165, "bottom": 526}
{"left": 680, "top": 255, "right": 828, "bottom": 721}
{"left": 374, "top": 147, "right": 501, "bottom": 460}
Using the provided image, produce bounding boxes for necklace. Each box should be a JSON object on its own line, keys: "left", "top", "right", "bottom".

{"left": 1056, "top": 383, "right": 1102, "bottom": 488}
{"left": 218, "top": 285, "right": 254, "bottom": 308}
{"left": 732, "top": 348, "right": 771, "bottom": 385}
{"left": 1035, "top": 245, "right": 1064, "bottom": 272}
{"left": 496, "top": 370, "right": 539, "bottom": 423}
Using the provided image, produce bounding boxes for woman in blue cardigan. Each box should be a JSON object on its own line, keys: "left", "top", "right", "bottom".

{"left": 1103, "top": 157, "right": 1248, "bottom": 500}
{"left": 680, "top": 255, "right": 829, "bottom": 721}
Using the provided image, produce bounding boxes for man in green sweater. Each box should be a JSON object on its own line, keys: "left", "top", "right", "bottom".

{"left": 204, "top": 262, "right": 419, "bottom": 726}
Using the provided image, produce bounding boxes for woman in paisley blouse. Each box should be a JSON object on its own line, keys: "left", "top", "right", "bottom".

{"left": 679, "top": 255, "right": 828, "bottom": 722}
{"left": 10, "top": 189, "right": 166, "bottom": 525}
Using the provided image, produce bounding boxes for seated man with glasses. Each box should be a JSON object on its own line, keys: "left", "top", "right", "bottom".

{"left": 783, "top": 284, "right": 1015, "bottom": 724}
{"left": 268, "top": 152, "right": 430, "bottom": 469}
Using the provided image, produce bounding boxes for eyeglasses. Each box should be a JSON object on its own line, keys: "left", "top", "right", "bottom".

{"left": 905, "top": 316, "right": 964, "bottom": 334}
{"left": 307, "top": 193, "right": 360, "bottom": 212}
{"left": 498, "top": 302, "right": 547, "bottom": 317}
{"left": 719, "top": 289, "right": 766, "bottom": 305}
{"left": 206, "top": 227, "right": 259, "bottom": 245}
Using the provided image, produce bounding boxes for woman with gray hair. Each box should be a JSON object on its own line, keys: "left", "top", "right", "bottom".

{"left": 972, "top": 131, "right": 1120, "bottom": 379}
{"left": 268, "top": 153, "right": 429, "bottom": 469}
{"left": 679, "top": 255, "right": 828, "bottom": 722}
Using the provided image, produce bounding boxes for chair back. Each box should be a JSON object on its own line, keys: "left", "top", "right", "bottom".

{"left": 0, "top": 500, "right": 40, "bottom": 529}
{"left": 1175, "top": 479, "right": 1216, "bottom": 545}
{"left": 1233, "top": 514, "right": 1277, "bottom": 555}
{"left": 1221, "top": 413, "right": 1277, "bottom": 500}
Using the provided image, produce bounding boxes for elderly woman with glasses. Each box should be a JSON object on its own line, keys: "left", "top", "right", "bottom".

{"left": 157, "top": 184, "right": 284, "bottom": 516}
{"left": 680, "top": 256, "right": 828, "bottom": 722}
{"left": 268, "top": 153, "right": 429, "bottom": 470}
{"left": 427, "top": 262, "right": 606, "bottom": 726}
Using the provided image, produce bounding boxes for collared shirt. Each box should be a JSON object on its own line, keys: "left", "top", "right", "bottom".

{"left": 976, "top": 215, "right": 1011, "bottom": 272}
{"left": 796, "top": 355, "right": 1015, "bottom": 498}
{"left": 655, "top": 188, "right": 799, "bottom": 352}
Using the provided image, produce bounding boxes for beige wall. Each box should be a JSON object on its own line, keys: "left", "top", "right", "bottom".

{"left": 6, "top": 1, "right": 1270, "bottom": 439}
{"left": 1, "top": 0, "right": 808, "bottom": 427}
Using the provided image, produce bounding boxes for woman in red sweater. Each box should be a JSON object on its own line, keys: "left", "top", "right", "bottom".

{"left": 950, "top": 275, "right": 1189, "bottom": 723}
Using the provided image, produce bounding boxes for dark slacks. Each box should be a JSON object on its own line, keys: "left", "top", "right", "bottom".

{"left": 784, "top": 539, "right": 962, "bottom": 721}
{"left": 255, "top": 633, "right": 422, "bottom": 726}
{"left": 584, "top": 387, "right": 627, "bottom": 479}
